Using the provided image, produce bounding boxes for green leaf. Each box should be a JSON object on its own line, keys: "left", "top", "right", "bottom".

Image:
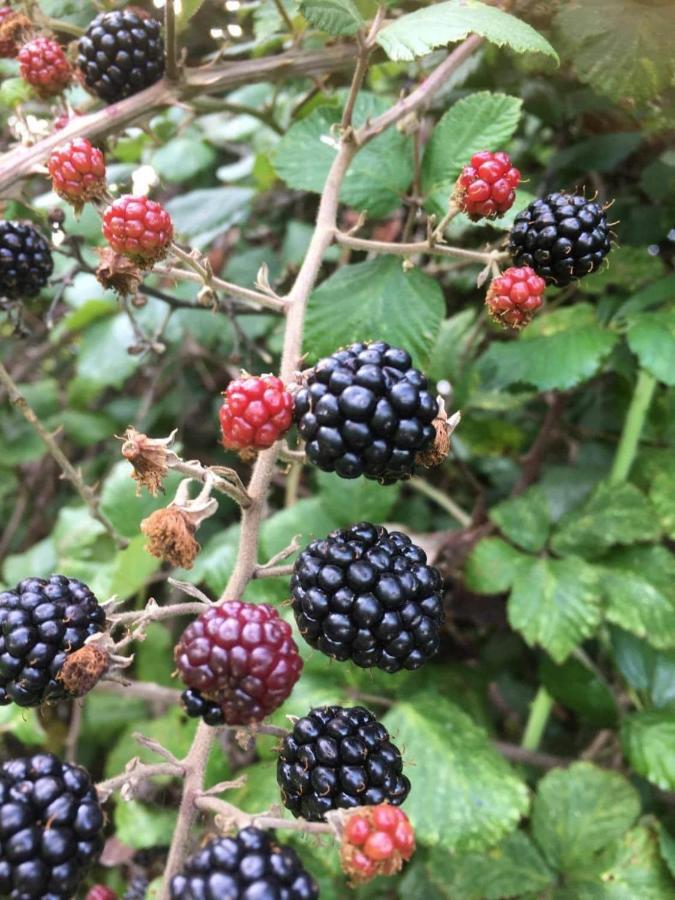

{"left": 464, "top": 537, "right": 529, "bottom": 595}
{"left": 179, "top": 526, "right": 240, "bottom": 596}
{"left": 105, "top": 708, "right": 195, "bottom": 780}
{"left": 551, "top": 482, "right": 660, "bottom": 559}
{"left": 377, "top": 0, "right": 558, "bottom": 62}
{"left": 166, "top": 187, "right": 254, "bottom": 249}
{"left": 531, "top": 762, "right": 640, "bottom": 872}
{"left": 421, "top": 93, "right": 522, "bottom": 216}
{"left": 540, "top": 655, "right": 617, "bottom": 726}
{"left": 152, "top": 136, "right": 216, "bottom": 184}
{"left": 490, "top": 487, "right": 551, "bottom": 553}
{"left": 0, "top": 77, "right": 34, "bottom": 108}
{"left": 3, "top": 538, "right": 58, "bottom": 585}
{"left": 555, "top": 0, "right": 675, "bottom": 103}
{"left": 508, "top": 556, "right": 602, "bottom": 663}
{"left": 658, "top": 825, "right": 675, "bottom": 880}
{"left": 0, "top": 706, "right": 45, "bottom": 745}
{"left": 557, "top": 826, "right": 675, "bottom": 899}
{"left": 176, "top": 0, "right": 207, "bottom": 30}
{"left": 304, "top": 257, "right": 444, "bottom": 369}
{"left": 649, "top": 467, "right": 675, "bottom": 539}
{"left": 274, "top": 93, "right": 413, "bottom": 218}
{"left": 316, "top": 470, "right": 400, "bottom": 525}
{"left": 626, "top": 309, "right": 675, "bottom": 386}
{"left": 622, "top": 710, "right": 675, "bottom": 790}
{"left": 610, "top": 628, "right": 675, "bottom": 709}
{"left": 106, "top": 535, "right": 160, "bottom": 599}
{"left": 299, "top": 0, "right": 364, "bottom": 35}
{"left": 100, "top": 460, "right": 182, "bottom": 540}
{"left": 422, "top": 830, "right": 555, "bottom": 899}
{"left": 260, "top": 497, "right": 339, "bottom": 562}
{"left": 114, "top": 799, "right": 177, "bottom": 850}
{"left": 76, "top": 314, "right": 141, "bottom": 389}
{"left": 479, "top": 305, "right": 618, "bottom": 391}
{"left": 383, "top": 695, "right": 529, "bottom": 851}
{"left": 600, "top": 549, "right": 675, "bottom": 651}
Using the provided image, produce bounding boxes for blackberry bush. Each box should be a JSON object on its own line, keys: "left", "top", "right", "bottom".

{"left": 291, "top": 522, "right": 444, "bottom": 672}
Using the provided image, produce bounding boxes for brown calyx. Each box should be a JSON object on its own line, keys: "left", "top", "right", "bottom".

{"left": 96, "top": 247, "right": 143, "bottom": 297}
{"left": 58, "top": 644, "right": 110, "bottom": 697}
{"left": 120, "top": 426, "right": 175, "bottom": 496}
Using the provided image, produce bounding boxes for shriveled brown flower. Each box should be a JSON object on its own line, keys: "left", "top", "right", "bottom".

{"left": 120, "top": 426, "right": 175, "bottom": 496}
{"left": 141, "top": 506, "right": 200, "bottom": 569}
{"left": 58, "top": 644, "right": 110, "bottom": 697}
{"left": 96, "top": 246, "right": 143, "bottom": 297}
{"left": 0, "top": 13, "right": 31, "bottom": 58}
{"left": 416, "top": 405, "right": 459, "bottom": 468}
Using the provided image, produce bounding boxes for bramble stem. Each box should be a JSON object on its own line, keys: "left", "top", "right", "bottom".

{"left": 164, "top": 0, "right": 179, "bottom": 82}
{"left": 155, "top": 263, "right": 287, "bottom": 314}
{"left": 334, "top": 231, "right": 506, "bottom": 265}
{"left": 521, "top": 686, "right": 554, "bottom": 752}
{"left": 609, "top": 369, "right": 657, "bottom": 485}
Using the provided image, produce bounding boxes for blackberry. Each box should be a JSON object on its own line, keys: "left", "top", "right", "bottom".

{"left": 276, "top": 705, "right": 410, "bottom": 822}
{"left": 0, "top": 752, "right": 104, "bottom": 899}
{"left": 0, "top": 575, "right": 106, "bottom": 707}
{"left": 508, "top": 192, "right": 612, "bottom": 286}
{"left": 294, "top": 341, "right": 438, "bottom": 484}
{"left": 0, "top": 221, "right": 53, "bottom": 300}
{"left": 291, "top": 523, "right": 443, "bottom": 673}
{"left": 122, "top": 875, "right": 148, "bottom": 900}
{"left": 77, "top": 10, "right": 164, "bottom": 103}
{"left": 169, "top": 827, "right": 318, "bottom": 900}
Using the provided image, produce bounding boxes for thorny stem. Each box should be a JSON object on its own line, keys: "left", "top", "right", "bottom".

{"left": 154, "top": 263, "right": 287, "bottom": 314}
{"left": 334, "top": 231, "right": 507, "bottom": 266}
{"left": 0, "top": 361, "right": 127, "bottom": 548}
{"left": 164, "top": 0, "right": 179, "bottom": 83}
{"left": 195, "top": 795, "right": 335, "bottom": 835}
{"left": 167, "top": 457, "right": 252, "bottom": 508}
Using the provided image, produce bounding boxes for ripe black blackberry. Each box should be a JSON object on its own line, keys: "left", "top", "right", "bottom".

{"left": 0, "top": 221, "right": 53, "bottom": 300}
{"left": 277, "top": 705, "right": 410, "bottom": 822}
{"left": 291, "top": 523, "right": 443, "bottom": 673}
{"left": 0, "top": 752, "right": 104, "bottom": 899}
{"left": 508, "top": 192, "right": 612, "bottom": 286}
{"left": 0, "top": 575, "right": 106, "bottom": 707}
{"left": 77, "top": 10, "right": 164, "bottom": 103}
{"left": 122, "top": 875, "right": 148, "bottom": 900}
{"left": 169, "top": 827, "right": 319, "bottom": 900}
{"left": 294, "top": 341, "right": 438, "bottom": 484}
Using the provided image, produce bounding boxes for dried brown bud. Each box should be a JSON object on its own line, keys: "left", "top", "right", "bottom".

{"left": 416, "top": 404, "right": 459, "bottom": 469}
{"left": 96, "top": 246, "right": 143, "bottom": 297}
{"left": 120, "top": 427, "right": 175, "bottom": 496}
{"left": 141, "top": 506, "right": 200, "bottom": 569}
{"left": 0, "top": 14, "right": 31, "bottom": 57}
{"left": 58, "top": 645, "right": 110, "bottom": 697}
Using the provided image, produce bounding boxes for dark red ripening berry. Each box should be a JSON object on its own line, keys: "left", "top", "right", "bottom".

{"left": 48, "top": 139, "right": 107, "bottom": 210}
{"left": 53, "top": 109, "right": 82, "bottom": 131}
{"left": 175, "top": 601, "right": 303, "bottom": 727}
{"left": 86, "top": 887, "right": 118, "bottom": 900}
{"left": 454, "top": 150, "right": 520, "bottom": 220}
{"left": 102, "top": 195, "right": 173, "bottom": 265}
{"left": 220, "top": 374, "right": 294, "bottom": 451}
{"left": 341, "top": 803, "right": 415, "bottom": 884}
{"left": 18, "top": 37, "right": 72, "bottom": 97}
{"left": 486, "top": 265, "right": 546, "bottom": 329}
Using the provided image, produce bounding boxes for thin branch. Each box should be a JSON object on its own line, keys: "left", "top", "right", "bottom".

{"left": 96, "top": 679, "right": 181, "bottom": 706}
{"left": 109, "top": 601, "right": 210, "bottom": 627}
{"left": 0, "top": 362, "right": 127, "bottom": 548}
{"left": 493, "top": 741, "right": 570, "bottom": 770}
{"left": 195, "top": 795, "right": 334, "bottom": 835}
{"left": 254, "top": 563, "right": 295, "bottom": 579}
{"left": 154, "top": 264, "right": 287, "bottom": 314}
{"left": 167, "top": 458, "right": 252, "bottom": 508}
{"left": 408, "top": 477, "right": 472, "bottom": 528}
{"left": 164, "top": 0, "right": 179, "bottom": 82}
{"left": 97, "top": 760, "right": 184, "bottom": 800}
{"left": 511, "top": 392, "right": 566, "bottom": 497}
{"left": 334, "top": 231, "right": 505, "bottom": 265}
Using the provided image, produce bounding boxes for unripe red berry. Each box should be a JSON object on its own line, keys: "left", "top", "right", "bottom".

{"left": 54, "top": 109, "right": 82, "bottom": 131}
{"left": 341, "top": 803, "right": 415, "bottom": 884}
{"left": 454, "top": 150, "right": 520, "bottom": 221}
{"left": 102, "top": 194, "right": 173, "bottom": 265}
{"left": 18, "top": 37, "right": 71, "bottom": 97}
{"left": 175, "top": 601, "right": 303, "bottom": 726}
{"left": 220, "top": 374, "right": 294, "bottom": 451}
{"left": 486, "top": 265, "right": 546, "bottom": 330}
{"left": 48, "top": 138, "right": 107, "bottom": 210}
{"left": 86, "top": 887, "right": 118, "bottom": 900}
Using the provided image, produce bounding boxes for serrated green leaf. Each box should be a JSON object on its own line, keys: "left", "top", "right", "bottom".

{"left": 622, "top": 710, "right": 675, "bottom": 790}
{"left": 555, "top": 0, "right": 675, "bottom": 104}
{"left": 176, "top": 0, "right": 207, "bottom": 30}
{"left": 490, "top": 487, "right": 551, "bottom": 553}
{"left": 274, "top": 92, "right": 413, "bottom": 218}
{"left": 0, "top": 77, "right": 33, "bottom": 108}
{"left": 658, "top": 825, "right": 675, "bottom": 880}
{"left": 610, "top": 628, "right": 675, "bottom": 709}
{"left": 383, "top": 695, "right": 529, "bottom": 851}
{"left": 165, "top": 187, "right": 254, "bottom": 249}
{"left": 152, "top": 135, "right": 216, "bottom": 184}
{"left": 422, "top": 92, "right": 522, "bottom": 216}
{"left": 76, "top": 314, "right": 141, "bottom": 389}
{"left": 531, "top": 762, "right": 640, "bottom": 873}
{"left": 114, "top": 799, "right": 177, "bottom": 850}
{"left": 540, "top": 656, "right": 617, "bottom": 726}
{"left": 304, "top": 257, "right": 444, "bottom": 369}
{"left": 106, "top": 534, "right": 160, "bottom": 599}
{"left": 479, "top": 304, "right": 618, "bottom": 391}
{"left": 601, "top": 563, "right": 675, "bottom": 651}
{"left": 3, "top": 537, "right": 58, "bottom": 585}
{"left": 100, "top": 461, "right": 183, "bottom": 540}
{"left": 377, "top": 0, "right": 558, "bottom": 63}
{"left": 316, "top": 470, "right": 399, "bottom": 525}
{"left": 464, "top": 537, "right": 529, "bottom": 595}
{"left": 508, "top": 556, "right": 602, "bottom": 663}
{"left": 299, "top": 0, "right": 364, "bottom": 35}
{"left": 626, "top": 309, "right": 675, "bottom": 386}
{"left": 551, "top": 482, "right": 660, "bottom": 559}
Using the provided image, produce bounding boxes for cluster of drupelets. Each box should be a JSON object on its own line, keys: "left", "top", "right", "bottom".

{"left": 0, "top": 5, "right": 614, "bottom": 899}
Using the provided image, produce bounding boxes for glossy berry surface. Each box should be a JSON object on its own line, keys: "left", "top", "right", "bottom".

{"left": 294, "top": 341, "right": 438, "bottom": 484}
{"left": 48, "top": 139, "right": 107, "bottom": 208}
{"left": 18, "top": 37, "right": 71, "bottom": 97}
{"left": 291, "top": 522, "right": 444, "bottom": 673}
{"left": 220, "top": 374, "right": 294, "bottom": 451}
{"left": 454, "top": 150, "right": 520, "bottom": 220}
{"left": 341, "top": 803, "right": 415, "bottom": 883}
{"left": 509, "top": 192, "right": 612, "bottom": 285}
{"left": 0, "top": 575, "right": 105, "bottom": 707}
{"left": 277, "top": 705, "right": 410, "bottom": 821}
{"left": 0, "top": 753, "right": 104, "bottom": 899}
{"left": 86, "top": 887, "right": 118, "bottom": 900}
{"left": 102, "top": 195, "right": 173, "bottom": 265}
{"left": 486, "top": 265, "right": 546, "bottom": 329}
{"left": 175, "top": 601, "right": 303, "bottom": 726}
{"left": 0, "top": 221, "right": 53, "bottom": 300}
{"left": 77, "top": 10, "right": 164, "bottom": 103}
{"left": 170, "top": 827, "right": 318, "bottom": 900}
